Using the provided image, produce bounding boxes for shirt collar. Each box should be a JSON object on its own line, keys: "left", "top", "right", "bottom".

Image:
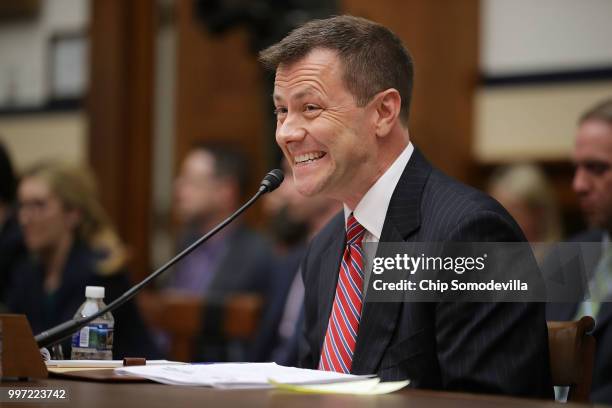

{"left": 343, "top": 142, "right": 414, "bottom": 239}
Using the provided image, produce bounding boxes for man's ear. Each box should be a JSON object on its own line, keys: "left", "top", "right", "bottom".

{"left": 373, "top": 89, "right": 401, "bottom": 138}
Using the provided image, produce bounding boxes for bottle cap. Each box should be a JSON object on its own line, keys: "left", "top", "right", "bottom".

{"left": 85, "top": 286, "right": 105, "bottom": 299}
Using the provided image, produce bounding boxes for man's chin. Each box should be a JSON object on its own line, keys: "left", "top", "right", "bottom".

{"left": 295, "top": 187, "right": 321, "bottom": 197}
{"left": 294, "top": 180, "right": 326, "bottom": 198}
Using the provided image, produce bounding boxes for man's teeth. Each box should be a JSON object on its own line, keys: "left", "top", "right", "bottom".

{"left": 295, "top": 152, "right": 324, "bottom": 164}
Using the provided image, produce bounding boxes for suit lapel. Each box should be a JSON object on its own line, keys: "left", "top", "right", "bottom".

{"left": 351, "top": 148, "right": 432, "bottom": 374}
{"left": 313, "top": 220, "right": 346, "bottom": 362}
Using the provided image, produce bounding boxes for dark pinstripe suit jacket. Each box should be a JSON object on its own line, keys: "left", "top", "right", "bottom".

{"left": 299, "top": 148, "right": 553, "bottom": 399}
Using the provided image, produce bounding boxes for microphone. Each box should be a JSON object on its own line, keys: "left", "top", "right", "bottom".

{"left": 35, "top": 169, "right": 284, "bottom": 348}
{"left": 259, "top": 168, "right": 284, "bottom": 193}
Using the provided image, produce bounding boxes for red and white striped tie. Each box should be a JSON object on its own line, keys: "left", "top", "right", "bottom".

{"left": 319, "top": 214, "right": 366, "bottom": 373}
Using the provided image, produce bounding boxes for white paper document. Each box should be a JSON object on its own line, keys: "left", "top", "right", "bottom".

{"left": 115, "top": 362, "right": 375, "bottom": 389}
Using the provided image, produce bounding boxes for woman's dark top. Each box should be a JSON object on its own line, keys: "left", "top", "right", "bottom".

{"left": 6, "top": 239, "right": 160, "bottom": 359}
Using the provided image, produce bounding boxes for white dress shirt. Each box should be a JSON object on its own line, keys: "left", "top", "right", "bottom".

{"left": 343, "top": 142, "right": 414, "bottom": 292}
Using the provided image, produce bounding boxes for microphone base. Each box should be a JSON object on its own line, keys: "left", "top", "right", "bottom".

{"left": 0, "top": 314, "right": 48, "bottom": 380}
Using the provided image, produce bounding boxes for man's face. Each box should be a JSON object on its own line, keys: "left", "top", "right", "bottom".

{"left": 573, "top": 119, "right": 612, "bottom": 231}
{"left": 273, "top": 48, "right": 377, "bottom": 202}
{"left": 174, "top": 150, "right": 220, "bottom": 223}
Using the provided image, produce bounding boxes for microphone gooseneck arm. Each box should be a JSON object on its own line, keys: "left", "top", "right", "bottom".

{"left": 35, "top": 169, "right": 284, "bottom": 349}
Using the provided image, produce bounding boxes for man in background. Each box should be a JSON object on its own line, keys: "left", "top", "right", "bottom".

{"left": 170, "top": 142, "right": 274, "bottom": 361}
{"left": 547, "top": 99, "right": 612, "bottom": 403}
{"left": 487, "top": 163, "right": 562, "bottom": 262}
{"left": 253, "top": 160, "right": 340, "bottom": 364}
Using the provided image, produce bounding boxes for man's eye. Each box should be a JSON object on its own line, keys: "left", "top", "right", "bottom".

{"left": 273, "top": 107, "right": 287, "bottom": 117}
{"left": 585, "top": 162, "right": 611, "bottom": 176}
{"left": 304, "top": 104, "right": 322, "bottom": 115}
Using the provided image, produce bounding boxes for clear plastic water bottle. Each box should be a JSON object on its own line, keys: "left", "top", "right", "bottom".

{"left": 70, "top": 286, "right": 114, "bottom": 360}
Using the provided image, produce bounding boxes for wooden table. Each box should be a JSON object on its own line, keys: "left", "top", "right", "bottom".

{"left": 1, "top": 378, "right": 609, "bottom": 408}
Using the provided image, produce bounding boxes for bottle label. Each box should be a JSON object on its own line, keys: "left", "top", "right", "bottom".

{"left": 71, "top": 323, "right": 114, "bottom": 351}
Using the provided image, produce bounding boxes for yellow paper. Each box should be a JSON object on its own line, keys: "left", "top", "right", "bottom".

{"left": 269, "top": 378, "right": 410, "bottom": 395}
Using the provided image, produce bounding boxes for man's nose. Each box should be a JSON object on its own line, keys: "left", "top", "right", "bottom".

{"left": 572, "top": 167, "right": 590, "bottom": 196}
{"left": 276, "top": 114, "right": 306, "bottom": 145}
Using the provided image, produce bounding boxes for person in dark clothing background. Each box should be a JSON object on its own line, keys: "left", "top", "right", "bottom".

{"left": 7, "top": 161, "right": 159, "bottom": 359}
{"left": 0, "top": 140, "right": 26, "bottom": 309}
{"left": 253, "top": 160, "right": 340, "bottom": 364}
{"left": 166, "top": 142, "right": 274, "bottom": 361}
{"left": 546, "top": 99, "right": 612, "bottom": 403}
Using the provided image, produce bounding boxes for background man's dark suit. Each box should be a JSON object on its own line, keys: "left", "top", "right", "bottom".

{"left": 546, "top": 229, "right": 612, "bottom": 403}
{"left": 193, "top": 225, "right": 274, "bottom": 362}
{"left": 299, "top": 148, "right": 552, "bottom": 398}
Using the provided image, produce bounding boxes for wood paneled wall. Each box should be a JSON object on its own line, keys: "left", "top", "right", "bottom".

{"left": 342, "top": 0, "right": 479, "bottom": 182}
{"left": 174, "top": 1, "right": 268, "bottom": 189}
{"left": 174, "top": 0, "right": 479, "bottom": 186}
{"left": 88, "top": 0, "right": 155, "bottom": 281}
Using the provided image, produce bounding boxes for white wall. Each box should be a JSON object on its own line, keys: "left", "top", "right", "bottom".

{"left": 0, "top": 112, "right": 87, "bottom": 171}
{"left": 476, "top": 0, "right": 612, "bottom": 163}
{"left": 481, "top": 0, "right": 612, "bottom": 76}
{"left": 474, "top": 82, "right": 612, "bottom": 163}
{"left": 0, "top": 0, "right": 89, "bottom": 107}
{"left": 0, "top": 0, "right": 90, "bottom": 170}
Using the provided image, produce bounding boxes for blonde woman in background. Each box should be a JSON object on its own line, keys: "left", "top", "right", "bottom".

{"left": 6, "top": 161, "right": 159, "bottom": 358}
{"left": 488, "top": 163, "right": 563, "bottom": 261}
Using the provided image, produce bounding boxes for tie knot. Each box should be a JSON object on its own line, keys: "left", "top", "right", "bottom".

{"left": 346, "top": 214, "right": 366, "bottom": 245}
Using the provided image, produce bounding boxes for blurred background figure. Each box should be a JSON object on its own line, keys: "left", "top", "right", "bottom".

{"left": 253, "top": 160, "right": 340, "bottom": 364}
{"left": 262, "top": 160, "right": 330, "bottom": 255}
{"left": 488, "top": 163, "right": 563, "bottom": 260}
{"left": 6, "top": 161, "right": 159, "bottom": 359}
{"left": 170, "top": 142, "right": 272, "bottom": 298}
{"left": 573, "top": 99, "right": 612, "bottom": 236}
{"left": 261, "top": 164, "right": 309, "bottom": 256}
{"left": 167, "top": 142, "right": 274, "bottom": 361}
{"left": 0, "top": 140, "right": 26, "bottom": 309}
{"left": 546, "top": 98, "right": 612, "bottom": 404}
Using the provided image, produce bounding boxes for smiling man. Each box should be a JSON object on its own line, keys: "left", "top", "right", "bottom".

{"left": 260, "top": 15, "right": 552, "bottom": 398}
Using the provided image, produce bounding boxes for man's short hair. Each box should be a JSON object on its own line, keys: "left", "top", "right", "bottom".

{"left": 579, "top": 98, "right": 612, "bottom": 125}
{"left": 259, "top": 15, "right": 414, "bottom": 125}
{"left": 191, "top": 141, "right": 249, "bottom": 196}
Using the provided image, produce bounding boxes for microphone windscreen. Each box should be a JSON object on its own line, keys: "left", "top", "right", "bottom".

{"left": 260, "top": 169, "right": 284, "bottom": 192}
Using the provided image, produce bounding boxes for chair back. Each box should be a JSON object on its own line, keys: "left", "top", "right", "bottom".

{"left": 547, "top": 316, "right": 596, "bottom": 402}
{"left": 139, "top": 291, "right": 263, "bottom": 362}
